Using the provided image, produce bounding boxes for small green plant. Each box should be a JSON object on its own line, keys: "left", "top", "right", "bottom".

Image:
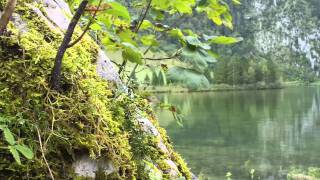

{"left": 308, "top": 167, "right": 320, "bottom": 178}
{"left": 0, "top": 116, "right": 33, "bottom": 165}
{"left": 226, "top": 172, "right": 232, "bottom": 180}
{"left": 144, "top": 160, "right": 162, "bottom": 180}
{"left": 250, "top": 169, "right": 255, "bottom": 179}
{"left": 159, "top": 103, "right": 184, "bottom": 127}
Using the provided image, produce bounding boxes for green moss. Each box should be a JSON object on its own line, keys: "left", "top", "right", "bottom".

{"left": 0, "top": 0, "right": 192, "bottom": 179}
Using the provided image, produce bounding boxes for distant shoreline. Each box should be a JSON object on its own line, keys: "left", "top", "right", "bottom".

{"left": 141, "top": 81, "right": 320, "bottom": 94}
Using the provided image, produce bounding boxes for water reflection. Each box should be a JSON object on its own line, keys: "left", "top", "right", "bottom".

{"left": 155, "top": 87, "right": 320, "bottom": 179}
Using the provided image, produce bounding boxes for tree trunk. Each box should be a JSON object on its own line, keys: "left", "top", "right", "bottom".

{"left": 0, "top": 0, "right": 17, "bottom": 34}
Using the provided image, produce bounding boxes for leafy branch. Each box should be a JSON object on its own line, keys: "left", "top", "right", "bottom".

{"left": 0, "top": 117, "right": 33, "bottom": 166}
{"left": 118, "top": 0, "right": 153, "bottom": 75}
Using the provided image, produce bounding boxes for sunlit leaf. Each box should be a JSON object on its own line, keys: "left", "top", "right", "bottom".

{"left": 209, "top": 36, "right": 243, "bottom": 44}
{"left": 152, "top": 0, "right": 170, "bottom": 10}
{"left": 140, "top": 20, "right": 154, "bottom": 30}
{"left": 232, "top": 0, "right": 241, "bottom": 5}
{"left": 222, "top": 12, "right": 233, "bottom": 29}
{"left": 105, "top": 2, "right": 131, "bottom": 21}
{"left": 171, "top": 0, "right": 195, "bottom": 14}
{"left": 90, "top": 23, "right": 102, "bottom": 31}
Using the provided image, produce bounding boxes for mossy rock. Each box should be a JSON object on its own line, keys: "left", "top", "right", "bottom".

{"left": 0, "top": 0, "right": 191, "bottom": 179}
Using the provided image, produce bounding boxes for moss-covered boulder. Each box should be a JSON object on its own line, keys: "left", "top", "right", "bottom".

{"left": 0, "top": 0, "right": 191, "bottom": 179}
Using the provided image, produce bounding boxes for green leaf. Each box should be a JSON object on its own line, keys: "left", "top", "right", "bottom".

{"left": 222, "top": 12, "right": 233, "bottom": 29}
{"left": 15, "top": 145, "right": 34, "bottom": 160}
{"left": 185, "top": 36, "right": 202, "bottom": 47}
{"left": 97, "top": 14, "right": 112, "bottom": 28}
{"left": 105, "top": 2, "right": 131, "bottom": 21}
{"left": 3, "top": 127, "right": 15, "bottom": 145}
{"left": 140, "top": 20, "right": 154, "bottom": 30}
{"left": 118, "top": 29, "right": 136, "bottom": 45}
{"left": 167, "top": 67, "right": 210, "bottom": 89}
{"left": 169, "top": 28, "right": 185, "bottom": 41}
{"left": 140, "top": 35, "right": 158, "bottom": 46}
{"left": 171, "top": 0, "right": 195, "bottom": 14}
{"left": 209, "top": 36, "right": 243, "bottom": 44}
{"left": 232, "top": 0, "right": 241, "bottom": 5}
{"left": 90, "top": 23, "right": 102, "bottom": 31}
{"left": 152, "top": 0, "right": 170, "bottom": 10}
{"left": 121, "top": 42, "right": 143, "bottom": 65}
{"left": 9, "top": 146, "right": 21, "bottom": 165}
{"left": 0, "top": 116, "right": 8, "bottom": 123}
{"left": 185, "top": 36, "right": 211, "bottom": 50}
{"left": 197, "top": 0, "right": 232, "bottom": 27}
{"left": 210, "top": 14, "right": 223, "bottom": 26}
{"left": 150, "top": 9, "right": 165, "bottom": 21}
{"left": 207, "top": 50, "right": 219, "bottom": 59}
{"left": 180, "top": 48, "right": 208, "bottom": 73}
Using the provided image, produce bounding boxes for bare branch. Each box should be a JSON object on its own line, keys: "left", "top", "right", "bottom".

{"left": 144, "top": 49, "right": 182, "bottom": 60}
{"left": 50, "top": 0, "right": 89, "bottom": 90}
{"left": 134, "top": 0, "right": 152, "bottom": 33}
{"left": 144, "top": 57, "right": 174, "bottom": 61}
{"left": 67, "top": 0, "right": 103, "bottom": 48}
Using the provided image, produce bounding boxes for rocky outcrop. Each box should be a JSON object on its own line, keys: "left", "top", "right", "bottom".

{"left": 248, "top": 0, "right": 320, "bottom": 69}
{"left": 229, "top": 0, "right": 320, "bottom": 72}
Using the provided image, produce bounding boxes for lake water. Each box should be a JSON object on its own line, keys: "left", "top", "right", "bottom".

{"left": 155, "top": 87, "right": 320, "bottom": 179}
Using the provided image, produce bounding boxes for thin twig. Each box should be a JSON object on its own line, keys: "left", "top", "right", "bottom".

{"left": 67, "top": 0, "right": 103, "bottom": 48}
{"left": 144, "top": 57, "right": 174, "bottom": 60}
{"left": 144, "top": 50, "right": 181, "bottom": 60}
{"left": 134, "top": 0, "right": 152, "bottom": 33}
{"left": 36, "top": 126, "right": 55, "bottom": 180}
{"left": 44, "top": 96, "right": 55, "bottom": 146}
{"left": 111, "top": 60, "right": 122, "bottom": 67}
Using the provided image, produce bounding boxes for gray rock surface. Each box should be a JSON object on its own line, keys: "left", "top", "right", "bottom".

{"left": 36, "top": 0, "right": 71, "bottom": 31}
{"left": 72, "top": 155, "right": 115, "bottom": 178}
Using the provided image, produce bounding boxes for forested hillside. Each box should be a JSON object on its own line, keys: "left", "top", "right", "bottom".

{"left": 176, "top": 0, "right": 320, "bottom": 85}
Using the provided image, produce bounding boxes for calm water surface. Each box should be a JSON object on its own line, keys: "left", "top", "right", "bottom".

{"left": 155, "top": 87, "right": 320, "bottom": 179}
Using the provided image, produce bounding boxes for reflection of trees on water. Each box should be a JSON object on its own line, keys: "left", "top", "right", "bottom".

{"left": 156, "top": 87, "right": 320, "bottom": 179}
